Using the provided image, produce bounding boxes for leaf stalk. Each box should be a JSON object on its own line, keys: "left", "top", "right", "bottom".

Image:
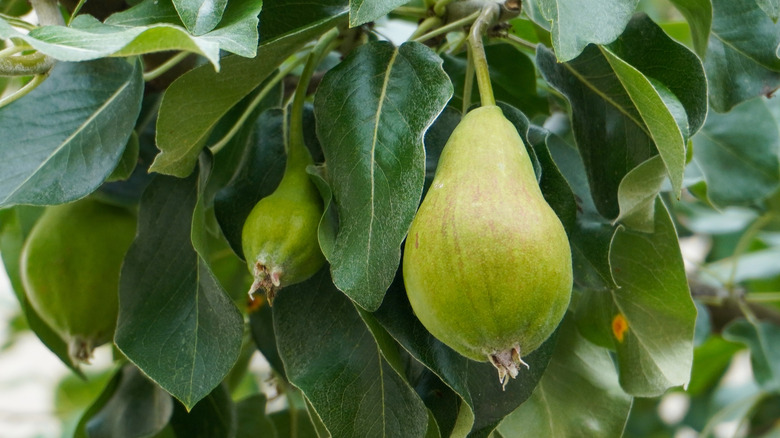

{"left": 0, "top": 74, "right": 46, "bottom": 108}
{"left": 142, "top": 51, "right": 190, "bottom": 82}
{"left": 412, "top": 10, "right": 480, "bottom": 43}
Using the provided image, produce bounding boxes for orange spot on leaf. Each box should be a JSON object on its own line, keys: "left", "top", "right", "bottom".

{"left": 612, "top": 314, "right": 628, "bottom": 342}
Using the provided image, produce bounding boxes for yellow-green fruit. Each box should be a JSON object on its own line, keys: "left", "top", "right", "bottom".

{"left": 403, "top": 105, "right": 572, "bottom": 386}
{"left": 20, "top": 199, "right": 137, "bottom": 364}
{"left": 241, "top": 137, "right": 325, "bottom": 304}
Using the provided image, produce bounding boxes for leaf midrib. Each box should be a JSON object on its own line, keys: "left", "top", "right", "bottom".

{"left": 365, "top": 47, "right": 400, "bottom": 286}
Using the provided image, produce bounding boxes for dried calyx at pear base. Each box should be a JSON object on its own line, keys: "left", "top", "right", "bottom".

{"left": 403, "top": 105, "right": 573, "bottom": 389}
{"left": 21, "top": 198, "right": 137, "bottom": 365}
{"left": 241, "top": 116, "right": 326, "bottom": 306}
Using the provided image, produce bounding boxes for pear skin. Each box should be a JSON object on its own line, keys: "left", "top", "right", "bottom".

{"left": 21, "top": 199, "right": 136, "bottom": 363}
{"left": 403, "top": 105, "right": 572, "bottom": 387}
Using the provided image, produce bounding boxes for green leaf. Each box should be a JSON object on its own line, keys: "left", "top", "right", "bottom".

{"left": 170, "top": 384, "right": 236, "bottom": 437}
{"left": 687, "top": 335, "right": 743, "bottom": 396}
{"left": 668, "top": 0, "right": 712, "bottom": 57}
{"left": 85, "top": 365, "right": 174, "bottom": 438}
{"left": 608, "top": 199, "right": 696, "bottom": 396}
{"left": 152, "top": 13, "right": 343, "bottom": 177}
{"left": 530, "top": 0, "right": 639, "bottom": 61}
{"left": 350, "top": 0, "right": 408, "bottom": 26}
{"left": 107, "top": 133, "right": 141, "bottom": 182}
{"left": 0, "top": 207, "right": 83, "bottom": 375}
{"left": 692, "top": 98, "right": 780, "bottom": 207}
{"left": 258, "top": 0, "right": 348, "bottom": 41}
{"left": 273, "top": 268, "right": 429, "bottom": 437}
{"left": 615, "top": 156, "right": 668, "bottom": 232}
{"left": 249, "top": 304, "right": 287, "bottom": 380}
{"left": 756, "top": 0, "right": 780, "bottom": 21}
{"left": 0, "top": 59, "right": 143, "bottom": 207}
{"left": 236, "top": 394, "right": 277, "bottom": 438}
{"left": 314, "top": 41, "right": 453, "bottom": 311}
{"left": 537, "top": 14, "right": 705, "bottom": 225}
{"left": 173, "top": 0, "right": 229, "bottom": 35}
{"left": 499, "top": 316, "right": 632, "bottom": 438}
{"left": 73, "top": 369, "right": 123, "bottom": 438}
{"left": 115, "top": 171, "right": 244, "bottom": 410}
{"left": 0, "top": 0, "right": 30, "bottom": 15}
{"left": 108, "top": 0, "right": 262, "bottom": 60}
{"left": 723, "top": 319, "right": 780, "bottom": 392}
{"left": 0, "top": 0, "right": 261, "bottom": 68}
{"left": 706, "top": 0, "right": 780, "bottom": 112}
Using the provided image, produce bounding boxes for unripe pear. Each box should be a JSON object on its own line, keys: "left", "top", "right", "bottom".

{"left": 20, "top": 199, "right": 137, "bottom": 364}
{"left": 403, "top": 105, "right": 572, "bottom": 387}
{"left": 241, "top": 127, "right": 325, "bottom": 304}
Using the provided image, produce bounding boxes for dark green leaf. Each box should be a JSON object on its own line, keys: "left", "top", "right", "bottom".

{"left": 691, "top": 98, "right": 780, "bottom": 207}
{"left": 608, "top": 199, "right": 696, "bottom": 396}
{"left": 152, "top": 12, "right": 342, "bottom": 177}
{"left": 0, "top": 59, "right": 143, "bottom": 207}
{"left": 606, "top": 14, "right": 707, "bottom": 137}
{"left": 422, "top": 107, "right": 460, "bottom": 197}
{"left": 173, "top": 0, "right": 228, "bottom": 35}
{"left": 107, "top": 133, "right": 141, "bottom": 183}
{"left": 273, "top": 268, "right": 429, "bottom": 437}
{"left": 667, "top": 0, "right": 712, "bottom": 57}
{"left": 115, "top": 171, "right": 244, "bottom": 410}
{"left": 86, "top": 365, "right": 174, "bottom": 438}
{"left": 314, "top": 41, "right": 453, "bottom": 311}
{"left": 687, "top": 336, "right": 743, "bottom": 396}
{"left": 705, "top": 0, "right": 780, "bottom": 112}
{"left": 530, "top": 0, "right": 639, "bottom": 61}
{"left": 723, "top": 319, "right": 780, "bottom": 392}
{"left": 73, "top": 369, "right": 123, "bottom": 438}
{"left": 0, "top": 0, "right": 30, "bottom": 15}
{"left": 350, "top": 0, "right": 414, "bottom": 26}
{"left": 249, "top": 303, "right": 287, "bottom": 380}
{"left": 544, "top": 133, "right": 620, "bottom": 290}
{"left": 236, "top": 394, "right": 277, "bottom": 438}
{"left": 757, "top": 0, "right": 780, "bottom": 21}
{"left": 537, "top": 14, "right": 704, "bottom": 227}
{"left": 268, "top": 408, "right": 319, "bottom": 438}
{"left": 259, "top": 0, "right": 348, "bottom": 41}
{"left": 0, "top": 0, "right": 261, "bottom": 67}
{"left": 499, "top": 316, "right": 632, "bottom": 438}
{"left": 170, "top": 384, "right": 236, "bottom": 437}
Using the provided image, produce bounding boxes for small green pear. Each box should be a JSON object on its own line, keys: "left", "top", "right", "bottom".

{"left": 403, "top": 105, "right": 572, "bottom": 387}
{"left": 241, "top": 127, "right": 325, "bottom": 304}
{"left": 20, "top": 199, "right": 137, "bottom": 364}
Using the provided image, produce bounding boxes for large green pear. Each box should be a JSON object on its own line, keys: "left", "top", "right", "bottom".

{"left": 20, "top": 199, "right": 137, "bottom": 364}
{"left": 241, "top": 130, "right": 325, "bottom": 304}
{"left": 403, "top": 105, "right": 572, "bottom": 386}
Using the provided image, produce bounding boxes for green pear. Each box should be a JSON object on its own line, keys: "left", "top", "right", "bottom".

{"left": 20, "top": 199, "right": 137, "bottom": 364}
{"left": 241, "top": 127, "right": 325, "bottom": 304}
{"left": 403, "top": 105, "right": 572, "bottom": 387}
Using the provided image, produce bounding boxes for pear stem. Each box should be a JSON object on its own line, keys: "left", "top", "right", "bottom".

{"left": 468, "top": 5, "right": 497, "bottom": 107}
{"left": 288, "top": 27, "right": 340, "bottom": 172}
{"left": 463, "top": 42, "right": 475, "bottom": 115}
